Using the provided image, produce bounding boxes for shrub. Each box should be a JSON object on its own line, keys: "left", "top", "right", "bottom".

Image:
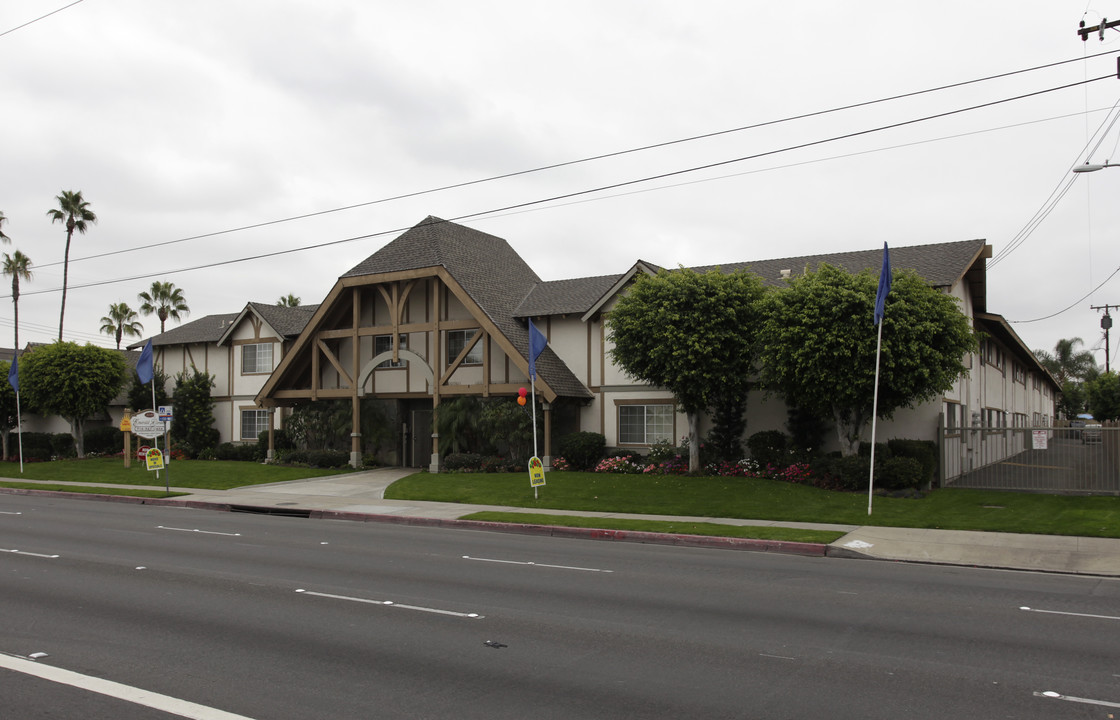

{"left": 557, "top": 431, "right": 605, "bottom": 470}
{"left": 646, "top": 439, "right": 681, "bottom": 464}
{"left": 443, "top": 453, "right": 483, "bottom": 472}
{"left": 17, "top": 432, "right": 54, "bottom": 461}
{"left": 214, "top": 442, "right": 259, "bottom": 461}
{"left": 813, "top": 453, "right": 870, "bottom": 492}
{"left": 877, "top": 456, "right": 924, "bottom": 490}
{"left": 746, "top": 430, "right": 790, "bottom": 467}
{"left": 887, "top": 439, "right": 937, "bottom": 486}
{"left": 84, "top": 426, "right": 121, "bottom": 456}
{"left": 50, "top": 433, "right": 76, "bottom": 459}
{"left": 305, "top": 449, "right": 349, "bottom": 468}
{"left": 551, "top": 456, "right": 571, "bottom": 471}
{"left": 594, "top": 455, "right": 645, "bottom": 474}
{"left": 481, "top": 456, "right": 518, "bottom": 473}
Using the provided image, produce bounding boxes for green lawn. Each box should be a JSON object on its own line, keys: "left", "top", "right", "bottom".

{"left": 386, "top": 471, "right": 1120, "bottom": 538}
{"left": 0, "top": 458, "right": 357, "bottom": 490}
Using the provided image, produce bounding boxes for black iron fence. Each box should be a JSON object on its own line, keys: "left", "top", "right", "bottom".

{"left": 940, "top": 421, "right": 1120, "bottom": 495}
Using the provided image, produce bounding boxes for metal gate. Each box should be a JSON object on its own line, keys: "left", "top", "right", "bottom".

{"left": 941, "top": 423, "right": 1120, "bottom": 495}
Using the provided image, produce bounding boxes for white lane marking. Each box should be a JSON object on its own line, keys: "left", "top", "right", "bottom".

{"left": 1034, "top": 690, "right": 1120, "bottom": 708}
{"left": 157, "top": 526, "right": 241, "bottom": 537}
{"left": 1020, "top": 606, "right": 1120, "bottom": 622}
{"left": 295, "top": 589, "right": 483, "bottom": 619}
{"left": 0, "top": 511, "right": 22, "bottom": 515}
{"left": 462, "top": 555, "right": 613, "bottom": 573}
{"left": 759, "top": 653, "right": 796, "bottom": 660}
{"left": 0, "top": 652, "right": 258, "bottom": 719}
{"left": 0, "top": 548, "right": 59, "bottom": 558}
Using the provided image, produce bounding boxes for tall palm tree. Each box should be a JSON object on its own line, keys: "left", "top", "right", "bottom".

{"left": 2, "top": 251, "right": 32, "bottom": 353}
{"left": 0, "top": 211, "right": 10, "bottom": 244}
{"left": 46, "top": 190, "right": 97, "bottom": 340}
{"left": 100, "top": 302, "right": 144, "bottom": 350}
{"left": 138, "top": 280, "right": 190, "bottom": 333}
{"left": 277, "top": 293, "right": 301, "bottom": 307}
{"left": 1034, "top": 337, "right": 1098, "bottom": 386}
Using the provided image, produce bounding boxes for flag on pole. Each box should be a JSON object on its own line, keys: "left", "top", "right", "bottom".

{"left": 137, "top": 340, "right": 154, "bottom": 384}
{"left": 528, "top": 320, "right": 547, "bottom": 381}
{"left": 873, "top": 242, "right": 892, "bottom": 326}
{"left": 7, "top": 356, "right": 17, "bottom": 393}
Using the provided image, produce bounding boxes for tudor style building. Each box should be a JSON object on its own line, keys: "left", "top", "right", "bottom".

{"left": 132, "top": 216, "right": 1059, "bottom": 481}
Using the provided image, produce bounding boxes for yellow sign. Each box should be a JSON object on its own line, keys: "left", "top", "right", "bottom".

{"left": 145, "top": 447, "right": 165, "bottom": 472}
{"left": 528, "top": 456, "right": 546, "bottom": 487}
{"left": 119, "top": 416, "right": 131, "bottom": 432}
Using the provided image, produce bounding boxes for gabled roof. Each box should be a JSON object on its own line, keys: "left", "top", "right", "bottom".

{"left": 216, "top": 302, "right": 318, "bottom": 346}
{"left": 974, "top": 312, "right": 1061, "bottom": 390}
{"left": 691, "top": 238, "right": 989, "bottom": 289}
{"left": 514, "top": 274, "right": 624, "bottom": 318}
{"left": 129, "top": 313, "right": 240, "bottom": 348}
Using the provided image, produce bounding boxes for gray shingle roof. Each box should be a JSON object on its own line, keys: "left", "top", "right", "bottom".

{"left": 514, "top": 274, "right": 624, "bottom": 317}
{"left": 131, "top": 313, "right": 240, "bottom": 348}
{"left": 344, "top": 217, "right": 592, "bottom": 399}
{"left": 690, "top": 239, "right": 987, "bottom": 288}
{"left": 247, "top": 302, "right": 319, "bottom": 337}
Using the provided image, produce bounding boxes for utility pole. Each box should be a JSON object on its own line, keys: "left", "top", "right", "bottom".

{"left": 1079, "top": 18, "right": 1120, "bottom": 41}
{"left": 1091, "top": 304, "right": 1118, "bottom": 372}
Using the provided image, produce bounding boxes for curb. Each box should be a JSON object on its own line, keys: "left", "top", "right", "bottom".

{"left": 0, "top": 487, "right": 829, "bottom": 558}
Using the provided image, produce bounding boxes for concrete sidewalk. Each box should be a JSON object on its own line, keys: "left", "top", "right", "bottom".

{"left": 4, "top": 467, "right": 1120, "bottom": 576}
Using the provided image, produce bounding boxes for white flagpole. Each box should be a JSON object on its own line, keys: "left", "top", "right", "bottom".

{"left": 530, "top": 376, "right": 539, "bottom": 499}
{"left": 867, "top": 320, "right": 884, "bottom": 515}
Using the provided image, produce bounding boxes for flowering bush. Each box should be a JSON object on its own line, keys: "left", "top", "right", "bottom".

{"left": 593, "top": 455, "right": 645, "bottom": 474}
{"left": 772, "top": 462, "right": 813, "bottom": 484}
{"left": 642, "top": 455, "right": 689, "bottom": 475}
{"left": 704, "top": 458, "right": 763, "bottom": 477}
{"left": 551, "top": 456, "right": 571, "bottom": 471}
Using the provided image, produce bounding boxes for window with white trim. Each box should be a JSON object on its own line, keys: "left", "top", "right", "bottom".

{"left": 447, "top": 329, "right": 483, "bottom": 366}
{"left": 241, "top": 409, "right": 270, "bottom": 440}
{"left": 375, "top": 334, "right": 407, "bottom": 368}
{"left": 242, "top": 343, "right": 273, "bottom": 374}
{"left": 618, "top": 404, "right": 674, "bottom": 445}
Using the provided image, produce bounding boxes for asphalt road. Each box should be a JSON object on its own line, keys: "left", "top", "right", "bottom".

{"left": 1, "top": 495, "right": 1118, "bottom": 719}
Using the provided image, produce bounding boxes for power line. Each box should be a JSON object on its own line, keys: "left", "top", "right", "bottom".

{"left": 0, "top": 0, "right": 87, "bottom": 39}
{"left": 38, "top": 49, "right": 1120, "bottom": 272}
{"left": 12, "top": 73, "right": 1115, "bottom": 300}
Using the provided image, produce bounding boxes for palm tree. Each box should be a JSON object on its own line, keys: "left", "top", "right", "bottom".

{"left": 277, "top": 293, "right": 301, "bottom": 307}
{"left": 0, "top": 211, "right": 10, "bottom": 244}
{"left": 138, "top": 280, "right": 190, "bottom": 334}
{"left": 46, "top": 190, "right": 97, "bottom": 340}
{"left": 100, "top": 302, "right": 144, "bottom": 350}
{"left": 2, "top": 251, "right": 32, "bottom": 352}
{"left": 1034, "top": 337, "right": 1098, "bottom": 386}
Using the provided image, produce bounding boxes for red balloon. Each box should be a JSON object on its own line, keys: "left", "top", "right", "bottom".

{"left": 518, "top": 387, "right": 528, "bottom": 397}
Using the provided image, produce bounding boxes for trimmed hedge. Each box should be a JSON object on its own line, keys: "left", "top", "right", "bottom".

{"left": 556, "top": 431, "right": 605, "bottom": 471}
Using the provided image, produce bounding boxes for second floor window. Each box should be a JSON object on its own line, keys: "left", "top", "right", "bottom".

{"left": 375, "top": 334, "right": 407, "bottom": 368}
{"left": 242, "top": 343, "right": 273, "bottom": 374}
{"left": 447, "top": 329, "right": 483, "bottom": 366}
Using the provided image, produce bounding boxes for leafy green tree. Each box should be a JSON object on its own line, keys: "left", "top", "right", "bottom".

{"left": 138, "top": 280, "right": 190, "bottom": 333}
{"left": 0, "top": 360, "right": 18, "bottom": 460}
{"left": 705, "top": 392, "right": 747, "bottom": 463}
{"left": 478, "top": 398, "right": 537, "bottom": 464}
{"left": 127, "top": 366, "right": 170, "bottom": 412}
{"left": 1058, "top": 379, "right": 1087, "bottom": 420}
{"left": 100, "top": 302, "right": 144, "bottom": 349}
{"left": 1087, "top": 372, "right": 1120, "bottom": 421}
{"left": 285, "top": 400, "right": 350, "bottom": 450}
{"left": 46, "top": 190, "right": 96, "bottom": 341}
{"left": 608, "top": 268, "right": 768, "bottom": 472}
{"left": 277, "top": 293, "right": 301, "bottom": 307}
{"left": 437, "top": 396, "right": 484, "bottom": 453}
{"left": 2, "top": 250, "right": 32, "bottom": 351}
{"left": 20, "top": 342, "right": 126, "bottom": 457}
{"left": 757, "top": 264, "right": 976, "bottom": 457}
{"left": 171, "top": 369, "right": 218, "bottom": 455}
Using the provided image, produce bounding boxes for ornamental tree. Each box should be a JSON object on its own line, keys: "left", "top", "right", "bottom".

{"left": 757, "top": 264, "right": 976, "bottom": 456}
{"left": 607, "top": 268, "right": 769, "bottom": 472}
{"left": 0, "top": 360, "right": 18, "bottom": 460}
{"left": 171, "top": 369, "right": 218, "bottom": 455}
{"left": 20, "top": 341, "right": 126, "bottom": 457}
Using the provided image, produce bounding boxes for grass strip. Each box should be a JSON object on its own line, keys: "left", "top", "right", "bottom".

{"left": 0, "top": 458, "right": 356, "bottom": 490}
{"left": 461, "top": 511, "right": 846, "bottom": 543}
{"left": 0, "top": 482, "right": 185, "bottom": 499}
{"left": 387, "top": 471, "right": 1120, "bottom": 538}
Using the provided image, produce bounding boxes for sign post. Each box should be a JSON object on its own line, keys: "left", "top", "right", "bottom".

{"left": 131, "top": 410, "right": 169, "bottom": 494}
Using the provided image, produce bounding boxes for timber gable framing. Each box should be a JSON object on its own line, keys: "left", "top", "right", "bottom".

{"left": 257, "top": 266, "right": 559, "bottom": 408}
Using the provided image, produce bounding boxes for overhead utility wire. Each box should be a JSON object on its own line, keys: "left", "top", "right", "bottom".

{"left": 1012, "top": 264, "right": 1120, "bottom": 323}
{"left": 41, "top": 49, "right": 1120, "bottom": 271}
{"left": 0, "top": 0, "right": 87, "bottom": 38}
{"left": 989, "top": 96, "right": 1120, "bottom": 267}
{"left": 15, "top": 73, "right": 1114, "bottom": 300}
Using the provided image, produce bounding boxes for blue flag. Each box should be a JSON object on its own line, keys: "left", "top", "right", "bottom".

{"left": 528, "top": 320, "right": 547, "bottom": 381}
{"left": 7, "top": 356, "right": 17, "bottom": 393}
{"left": 137, "top": 340, "right": 154, "bottom": 384}
{"left": 874, "top": 243, "right": 892, "bottom": 326}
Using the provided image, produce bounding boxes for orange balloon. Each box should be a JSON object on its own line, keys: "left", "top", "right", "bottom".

{"left": 517, "top": 396, "right": 527, "bottom": 406}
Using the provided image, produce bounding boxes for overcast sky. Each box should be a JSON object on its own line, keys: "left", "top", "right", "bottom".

{"left": 3, "top": 0, "right": 1120, "bottom": 367}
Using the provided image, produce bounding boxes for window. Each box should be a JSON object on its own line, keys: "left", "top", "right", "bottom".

{"left": 981, "top": 341, "right": 1005, "bottom": 372}
{"left": 447, "top": 329, "right": 483, "bottom": 366}
{"left": 375, "top": 334, "right": 407, "bottom": 368}
{"left": 242, "top": 343, "right": 273, "bottom": 374}
{"left": 241, "top": 409, "right": 270, "bottom": 440}
{"left": 944, "top": 402, "right": 962, "bottom": 433}
{"left": 618, "top": 404, "right": 674, "bottom": 445}
{"left": 1013, "top": 363, "right": 1026, "bottom": 384}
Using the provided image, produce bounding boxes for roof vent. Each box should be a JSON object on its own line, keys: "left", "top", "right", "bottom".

{"left": 779, "top": 269, "right": 792, "bottom": 279}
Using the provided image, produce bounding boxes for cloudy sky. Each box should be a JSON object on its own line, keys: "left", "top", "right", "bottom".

{"left": 3, "top": 0, "right": 1120, "bottom": 366}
